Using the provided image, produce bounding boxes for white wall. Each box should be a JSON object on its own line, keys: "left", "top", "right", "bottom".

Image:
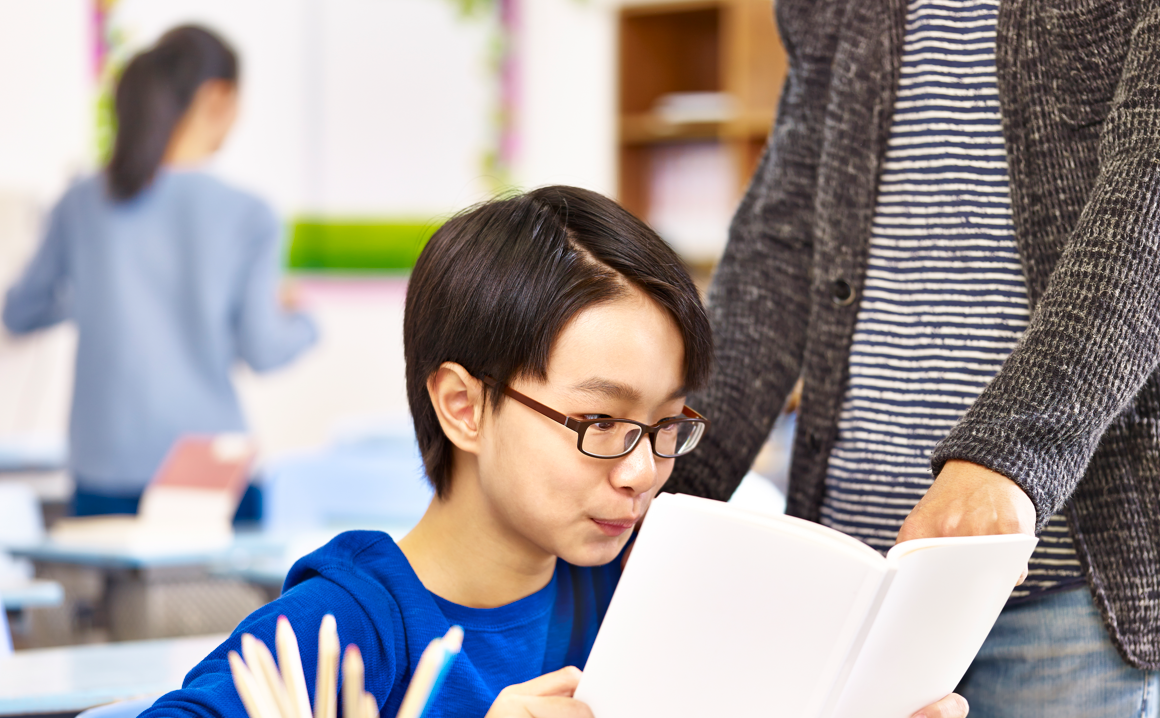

{"left": 111, "top": 0, "right": 496, "bottom": 217}
{"left": 0, "top": 0, "right": 91, "bottom": 206}
{"left": 310, "top": 0, "right": 494, "bottom": 215}
{"left": 512, "top": 0, "right": 617, "bottom": 196}
{"left": 0, "top": 0, "right": 620, "bottom": 217}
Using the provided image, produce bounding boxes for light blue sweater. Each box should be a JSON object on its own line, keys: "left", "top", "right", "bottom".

{"left": 3, "top": 170, "right": 317, "bottom": 494}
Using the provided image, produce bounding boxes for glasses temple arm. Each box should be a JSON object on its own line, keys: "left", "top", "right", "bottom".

{"left": 481, "top": 376, "right": 574, "bottom": 428}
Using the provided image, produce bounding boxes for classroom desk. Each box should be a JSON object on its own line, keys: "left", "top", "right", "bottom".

{"left": 9, "top": 525, "right": 417, "bottom": 644}
{"left": 2, "top": 581, "right": 64, "bottom": 611}
{"left": 9, "top": 537, "right": 281, "bottom": 644}
{"left": 0, "top": 633, "right": 226, "bottom": 717}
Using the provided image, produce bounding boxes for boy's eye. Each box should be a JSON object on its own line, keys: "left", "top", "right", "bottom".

{"left": 582, "top": 414, "right": 617, "bottom": 431}
{"left": 657, "top": 417, "right": 683, "bottom": 432}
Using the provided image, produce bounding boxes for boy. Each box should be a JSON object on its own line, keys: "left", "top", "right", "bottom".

{"left": 143, "top": 187, "right": 966, "bottom": 718}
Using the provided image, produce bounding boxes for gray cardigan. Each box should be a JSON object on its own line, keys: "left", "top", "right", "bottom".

{"left": 665, "top": 0, "right": 1160, "bottom": 669}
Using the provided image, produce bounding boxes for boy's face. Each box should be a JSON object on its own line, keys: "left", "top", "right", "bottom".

{"left": 475, "top": 287, "right": 688, "bottom": 567}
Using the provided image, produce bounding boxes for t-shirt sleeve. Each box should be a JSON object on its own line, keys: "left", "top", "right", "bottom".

{"left": 233, "top": 202, "right": 318, "bottom": 372}
{"left": 142, "top": 576, "right": 397, "bottom": 718}
{"left": 2, "top": 198, "right": 71, "bottom": 334}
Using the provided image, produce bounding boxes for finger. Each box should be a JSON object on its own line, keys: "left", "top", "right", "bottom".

{"left": 525, "top": 696, "right": 595, "bottom": 718}
{"left": 911, "top": 692, "right": 969, "bottom": 718}
{"left": 509, "top": 666, "right": 584, "bottom": 698}
{"left": 1016, "top": 566, "right": 1028, "bottom": 586}
{"left": 896, "top": 511, "right": 931, "bottom": 544}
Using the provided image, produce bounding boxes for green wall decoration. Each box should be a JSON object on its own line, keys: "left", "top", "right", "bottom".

{"left": 286, "top": 219, "right": 444, "bottom": 272}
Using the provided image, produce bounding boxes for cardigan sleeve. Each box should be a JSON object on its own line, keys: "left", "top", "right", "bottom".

{"left": 2, "top": 198, "right": 71, "bottom": 334}
{"left": 663, "top": 0, "right": 840, "bottom": 501}
{"left": 931, "top": 1, "right": 1160, "bottom": 527}
{"left": 233, "top": 202, "right": 319, "bottom": 372}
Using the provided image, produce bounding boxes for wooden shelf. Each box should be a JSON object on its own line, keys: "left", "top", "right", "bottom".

{"left": 616, "top": 0, "right": 787, "bottom": 255}
{"left": 620, "top": 112, "right": 776, "bottom": 144}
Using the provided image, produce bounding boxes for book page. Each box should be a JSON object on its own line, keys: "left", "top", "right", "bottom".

{"left": 825, "top": 534, "right": 1037, "bottom": 718}
{"left": 575, "top": 494, "right": 888, "bottom": 718}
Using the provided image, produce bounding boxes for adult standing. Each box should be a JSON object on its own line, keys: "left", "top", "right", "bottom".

{"left": 665, "top": 0, "right": 1160, "bottom": 714}
{"left": 3, "top": 26, "right": 317, "bottom": 518}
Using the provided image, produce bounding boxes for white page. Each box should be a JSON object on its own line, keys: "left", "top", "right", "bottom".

{"left": 826, "top": 534, "right": 1038, "bottom": 718}
{"left": 576, "top": 494, "right": 888, "bottom": 718}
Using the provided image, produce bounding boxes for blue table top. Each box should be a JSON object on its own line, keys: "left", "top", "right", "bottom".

{"left": 0, "top": 633, "right": 227, "bottom": 716}
{"left": 0, "top": 437, "right": 67, "bottom": 474}
{"left": 1, "top": 581, "right": 64, "bottom": 611}
{"left": 11, "top": 522, "right": 418, "bottom": 578}
{"left": 8, "top": 531, "right": 286, "bottom": 571}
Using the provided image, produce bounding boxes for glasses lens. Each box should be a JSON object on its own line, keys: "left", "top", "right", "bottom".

{"left": 581, "top": 420, "right": 643, "bottom": 458}
{"left": 653, "top": 420, "right": 705, "bottom": 457}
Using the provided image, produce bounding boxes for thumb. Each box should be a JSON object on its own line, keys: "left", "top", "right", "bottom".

{"left": 510, "top": 666, "right": 583, "bottom": 698}
{"left": 912, "top": 693, "right": 970, "bottom": 718}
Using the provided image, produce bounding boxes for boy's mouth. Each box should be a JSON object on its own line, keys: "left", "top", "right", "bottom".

{"left": 591, "top": 518, "right": 637, "bottom": 537}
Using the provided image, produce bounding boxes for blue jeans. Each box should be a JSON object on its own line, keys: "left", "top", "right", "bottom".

{"left": 958, "top": 586, "right": 1159, "bottom": 718}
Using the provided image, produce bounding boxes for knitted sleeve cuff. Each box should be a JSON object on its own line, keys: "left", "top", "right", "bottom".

{"left": 930, "top": 417, "right": 1090, "bottom": 531}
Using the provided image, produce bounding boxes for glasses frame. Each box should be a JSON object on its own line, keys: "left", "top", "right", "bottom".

{"left": 481, "top": 376, "right": 709, "bottom": 459}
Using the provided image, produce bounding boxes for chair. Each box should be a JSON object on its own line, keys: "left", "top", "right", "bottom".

{"left": 0, "top": 482, "right": 45, "bottom": 589}
{"left": 75, "top": 696, "right": 160, "bottom": 718}
{"left": 262, "top": 421, "right": 432, "bottom": 532}
{"left": 0, "top": 482, "right": 45, "bottom": 546}
{"left": 0, "top": 591, "right": 12, "bottom": 657}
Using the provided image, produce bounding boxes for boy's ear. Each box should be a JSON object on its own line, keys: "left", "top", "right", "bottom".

{"left": 427, "top": 362, "right": 486, "bottom": 455}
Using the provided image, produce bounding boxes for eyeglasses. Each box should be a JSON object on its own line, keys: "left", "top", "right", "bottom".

{"left": 482, "top": 376, "right": 709, "bottom": 459}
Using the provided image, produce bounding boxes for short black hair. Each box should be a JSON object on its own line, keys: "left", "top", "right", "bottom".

{"left": 404, "top": 185, "right": 713, "bottom": 497}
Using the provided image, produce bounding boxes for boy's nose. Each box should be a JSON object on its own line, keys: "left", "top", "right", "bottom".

{"left": 610, "top": 435, "right": 658, "bottom": 496}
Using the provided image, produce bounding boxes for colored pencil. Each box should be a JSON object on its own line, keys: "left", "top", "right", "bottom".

{"left": 229, "top": 618, "right": 460, "bottom": 718}
{"left": 314, "top": 615, "right": 339, "bottom": 718}
{"left": 276, "top": 617, "right": 313, "bottom": 718}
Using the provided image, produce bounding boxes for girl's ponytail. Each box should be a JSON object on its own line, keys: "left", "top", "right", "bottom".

{"left": 106, "top": 26, "right": 238, "bottom": 201}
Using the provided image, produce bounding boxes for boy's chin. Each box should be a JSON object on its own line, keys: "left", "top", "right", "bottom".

{"left": 556, "top": 533, "right": 630, "bottom": 567}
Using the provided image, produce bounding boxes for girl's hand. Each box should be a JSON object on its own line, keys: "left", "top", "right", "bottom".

{"left": 484, "top": 666, "right": 594, "bottom": 718}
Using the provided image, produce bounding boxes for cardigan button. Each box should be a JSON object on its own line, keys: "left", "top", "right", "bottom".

{"left": 831, "top": 278, "right": 855, "bottom": 307}
{"left": 807, "top": 432, "right": 823, "bottom": 455}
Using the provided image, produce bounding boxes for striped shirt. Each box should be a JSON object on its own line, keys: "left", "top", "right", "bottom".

{"left": 819, "top": 0, "right": 1084, "bottom": 601}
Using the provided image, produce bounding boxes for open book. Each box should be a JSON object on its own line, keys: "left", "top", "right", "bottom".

{"left": 575, "top": 493, "right": 1036, "bottom": 718}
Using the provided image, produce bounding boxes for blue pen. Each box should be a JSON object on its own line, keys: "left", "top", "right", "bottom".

{"left": 395, "top": 625, "right": 463, "bottom": 718}
{"left": 416, "top": 626, "right": 464, "bottom": 718}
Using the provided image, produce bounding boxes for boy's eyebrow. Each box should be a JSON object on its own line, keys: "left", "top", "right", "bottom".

{"left": 569, "top": 378, "right": 689, "bottom": 404}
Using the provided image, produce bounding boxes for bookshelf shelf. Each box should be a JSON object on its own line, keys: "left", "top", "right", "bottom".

{"left": 616, "top": 0, "right": 787, "bottom": 266}
{"left": 619, "top": 112, "right": 777, "bottom": 144}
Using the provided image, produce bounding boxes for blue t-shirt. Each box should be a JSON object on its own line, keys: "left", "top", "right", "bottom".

{"left": 143, "top": 531, "right": 622, "bottom": 718}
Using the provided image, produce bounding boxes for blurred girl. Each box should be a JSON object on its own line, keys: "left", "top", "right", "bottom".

{"left": 2, "top": 26, "right": 316, "bottom": 517}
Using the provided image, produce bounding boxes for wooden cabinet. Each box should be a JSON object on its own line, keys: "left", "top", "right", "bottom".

{"left": 616, "top": 0, "right": 787, "bottom": 265}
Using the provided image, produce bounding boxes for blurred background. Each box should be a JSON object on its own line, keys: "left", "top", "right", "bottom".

{"left": 0, "top": 0, "right": 792, "bottom": 668}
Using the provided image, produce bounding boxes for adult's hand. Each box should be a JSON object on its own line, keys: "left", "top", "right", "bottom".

{"left": 913, "top": 692, "right": 970, "bottom": 718}
{"left": 897, "top": 459, "right": 1036, "bottom": 582}
{"left": 484, "top": 666, "right": 594, "bottom": 718}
